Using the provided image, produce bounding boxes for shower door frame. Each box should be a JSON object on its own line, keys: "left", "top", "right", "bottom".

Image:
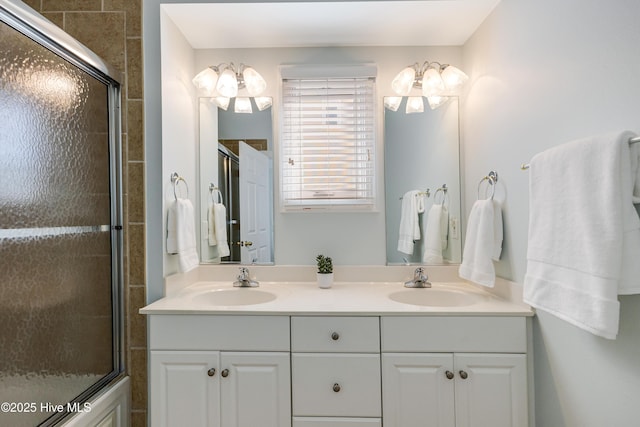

{"left": 0, "top": 0, "right": 125, "bottom": 424}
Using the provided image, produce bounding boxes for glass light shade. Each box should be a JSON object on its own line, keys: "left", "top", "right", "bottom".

{"left": 421, "top": 67, "right": 445, "bottom": 97}
{"left": 254, "top": 96, "right": 272, "bottom": 111}
{"left": 215, "top": 68, "right": 238, "bottom": 98}
{"left": 192, "top": 67, "right": 218, "bottom": 95}
{"left": 391, "top": 66, "right": 416, "bottom": 96}
{"left": 234, "top": 97, "right": 253, "bottom": 114}
{"left": 215, "top": 96, "right": 230, "bottom": 111}
{"left": 384, "top": 96, "right": 402, "bottom": 111}
{"left": 405, "top": 96, "right": 424, "bottom": 114}
{"left": 427, "top": 95, "right": 450, "bottom": 110}
{"left": 441, "top": 65, "right": 469, "bottom": 91}
{"left": 243, "top": 67, "right": 267, "bottom": 96}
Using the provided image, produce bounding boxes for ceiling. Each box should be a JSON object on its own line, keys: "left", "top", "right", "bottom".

{"left": 163, "top": 1, "right": 501, "bottom": 49}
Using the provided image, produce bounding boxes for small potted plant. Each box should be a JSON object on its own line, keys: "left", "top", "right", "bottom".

{"left": 316, "top": 254, "right": 333, "bottom": 289}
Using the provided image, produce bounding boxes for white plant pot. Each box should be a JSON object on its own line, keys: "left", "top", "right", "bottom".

{"left": 316, "top": 272, "right": 334, "bottom": 289}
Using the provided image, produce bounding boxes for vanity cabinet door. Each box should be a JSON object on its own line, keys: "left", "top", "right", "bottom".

{"left": 150, "top": 350, "right": 220, "bottom": 427}
{"left": 382, "top": 353, "right": 455, "bottom": 427}
{"left": 454, "top": 354, "right": 528, "bottom": 427}
{"left": 382, "top": 353, "right": 528, "bottom": 427}
{"left": 220, "top": 352, "right": 291, "bottom": 427}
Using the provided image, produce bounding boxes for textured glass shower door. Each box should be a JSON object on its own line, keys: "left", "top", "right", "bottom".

{"left": 0, "top": 5, "right": 123, "bottom": 427}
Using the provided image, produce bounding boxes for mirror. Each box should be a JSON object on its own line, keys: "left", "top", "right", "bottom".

{"left": 384, "top": 97, "right": 462, "bottom": 265}
{"left": 198, "top": 97, "right": 275, "bottom": 264}
{"left": 197, "top": 94, "right": 462, "bottom": 266}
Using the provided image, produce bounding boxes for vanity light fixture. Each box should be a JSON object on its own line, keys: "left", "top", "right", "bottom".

{"left": 389, "top": 61, "right": 468, "bottom": 112}
{"left": 192, "top": 62, "right": 269, "bottom": 113}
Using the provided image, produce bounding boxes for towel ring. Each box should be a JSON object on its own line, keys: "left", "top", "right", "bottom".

{"left": 171, "top": 172, "right": 189, "bottom": 200}
{"left": 434, "top": 184, "right": 448, "bottom": 205}
{"left": 477, "top": 171, "right": 498, "bottom": 200}
{"left": 209, "top": 183, "right": 222, "bottom": 204}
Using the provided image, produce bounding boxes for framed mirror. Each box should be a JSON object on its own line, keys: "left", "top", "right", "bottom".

{"left": 384, "top": 97, "right": 462, "bottom": 265}
{"left": 198, "top": 97, "right": 275, "bottom": 264}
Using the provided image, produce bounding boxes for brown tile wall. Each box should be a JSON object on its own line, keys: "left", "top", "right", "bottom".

{"left": 27, "top": 1, "right": 147, "bottom": 425}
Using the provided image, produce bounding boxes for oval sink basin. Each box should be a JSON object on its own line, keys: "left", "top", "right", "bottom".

{"left": 194, "top": 289, "right": 277, "bottom": 306}
{"left": 388, "top": 289, "right": 484, "bottom": 307}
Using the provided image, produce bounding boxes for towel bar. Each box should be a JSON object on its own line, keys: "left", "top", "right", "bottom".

{"left": 521, "top": 135, "right": 640, "bottom": 170}
{"left": 399, "top": 189, "right": 430, "bottom": 200}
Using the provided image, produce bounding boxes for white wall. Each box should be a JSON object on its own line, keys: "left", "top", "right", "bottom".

{"left": 195, "top": 46, "right": 463, "bottom": 265}
{"left": 462, "top": 1, "right": 640, "bottom": 425}
{"left": 160, "top": 10, "right": 198, "bottom": 276}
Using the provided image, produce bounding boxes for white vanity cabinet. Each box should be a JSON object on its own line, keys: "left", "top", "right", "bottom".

{"left": 148, "top": 315, "right": 291, "bottom": 427}
{"left": 291, "top": 316, "right": 382, "bottom": 427}
{"left": 381, "top": 316, "right": 529, "bottom": 427}
{"left": 145, "top": 308, "right": 531, "bottom": 427}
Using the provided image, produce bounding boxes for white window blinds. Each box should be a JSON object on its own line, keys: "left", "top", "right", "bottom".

{"left": 281, "top": 76, "right": 376, "bottom": 209}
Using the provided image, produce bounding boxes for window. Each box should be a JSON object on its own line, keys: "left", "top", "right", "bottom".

{"left": 281, "top": 67, "right": 376, "bottom": 210}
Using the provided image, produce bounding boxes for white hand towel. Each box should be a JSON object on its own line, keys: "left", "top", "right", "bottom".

{"left": 397, "top": 190, "right": 425, "bottom": 255}
{"left": 523, "top": 131, "right": 640, "bottom": 339}
{"left": 207, "top": 202, "right": 217, "bottom": 246}
{"left": 458, "top": 199, "right": 503, "bottom": 287}
{"left": 422, "top": 204, "right": 449, "bottom": 264}
{"left": 166, "top": 198, "right": 199, "bottom": 273}
{"left": 213, "top": 202, "right": 230, "bottom": 258}
{"left": 631, "top": 139, "right": 640, "bottom": 204}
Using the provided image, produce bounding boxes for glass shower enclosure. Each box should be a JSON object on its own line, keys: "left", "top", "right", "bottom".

{"left": 0, "top": 1, "right": 124, "bottom": 426}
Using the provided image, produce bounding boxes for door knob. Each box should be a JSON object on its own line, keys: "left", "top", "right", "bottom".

{"left": 236, "top": 241, "right": 253, "bottom": 247}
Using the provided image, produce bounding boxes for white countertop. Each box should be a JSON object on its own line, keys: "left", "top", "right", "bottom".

{"left": 140, "top": 279, "right": 534, "bottom": 316}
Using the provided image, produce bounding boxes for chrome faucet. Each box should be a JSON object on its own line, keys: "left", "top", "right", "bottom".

{"left": 233, "top": 267, "right": 259, "bottom": 287}
{"left": 404, "top": 267, "right": 431, "bottom": 288}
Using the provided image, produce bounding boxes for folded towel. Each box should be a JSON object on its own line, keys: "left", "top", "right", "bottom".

{"left": 167, "top": 198, "right": 199, "bottom": 273}
{"left": 212, "top": 202, "right": 230, "bottom": 258}
{"left": 523, "top": 130, "right": 640, "bottom": 339}
{"left": 397, "top": 190, "right": 425, "bottom": 255}
{"left": 422, "top": 204, "right": 449, "bottom": 264}
{"left": 458, "top": 199, "right": 503, "bottom": 287}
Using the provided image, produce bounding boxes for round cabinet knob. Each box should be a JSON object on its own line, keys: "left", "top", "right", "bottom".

{"left": 221, "top": 369, "right": 230, "bottom": 378}
{"left": 459, "top": 370, "right": 468, "bottom": 380}
{"left": 333, "top": 383, "right": 341, "bottom": 392}
{"left": 207, "top": 368, "right": 216, "bottom": 377}
{"left": 331, "top": 332, "right": 340, "bottom": 341}
{"left": 445, "top": 370, "right": 454, "bottom": 380}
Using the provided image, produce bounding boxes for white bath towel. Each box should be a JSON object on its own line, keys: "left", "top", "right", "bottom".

{"left": 167, "top": 198, "right": 199, "bottom": 273}
{"left": 397, "top": 190, "right": 425, "bottom": 255}
{"left": 458, "top": 199, "right": 503, "bottom": 287}
{"left": 523, "top": 130, "right": 640, "bottom": 339}
{"left": 422, "top": 204, "right": 449, "bottom": 264}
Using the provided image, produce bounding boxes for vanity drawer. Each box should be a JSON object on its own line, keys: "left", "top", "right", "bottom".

{"left": 292, "top": 353, "right": 381, "bottom": 417}
{"left": 291, "top": 316, "right": 380, "bottom": 353}
{"left": 149, "top": 315, "right": 290, "bottom": 351}
{"left": 293, "top": 417, "right": 381, "bottom": 427}
{"left": 381, "top": 316, "right": 527, "bottom": 353}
